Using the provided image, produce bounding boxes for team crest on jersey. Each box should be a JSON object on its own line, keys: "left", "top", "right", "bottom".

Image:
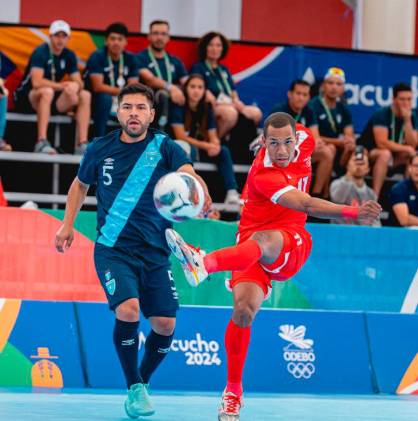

{"left": 336, "top": 114, "right": 342, "bottom": 124}
{"left": 104, "top": 157, "right": 114, "bottom": 165}
{"left": 296, "top": 130, "right": 308, "bottom": 144}
{"left": 104, "top": 270, "right": 116, "bottom": 296}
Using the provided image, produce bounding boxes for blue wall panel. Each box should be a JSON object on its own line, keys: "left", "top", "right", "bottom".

{"left": 366, "top": 313, "right": 418, "bottom": 394}
{"left": 76, "top": 304, "right": 373, "bottom": 393}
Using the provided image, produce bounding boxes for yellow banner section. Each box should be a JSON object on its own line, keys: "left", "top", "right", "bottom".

{"left": 0, "top": 299, "right": 22, "bottom": 353}
{"left": 0, "top": 26, "right": 98, "bottom": 72}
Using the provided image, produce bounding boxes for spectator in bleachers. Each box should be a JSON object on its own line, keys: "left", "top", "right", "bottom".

{"left": 330, "top": 147, "right": 380, "bottom": 226}
{"left": 170, "top": 74, "right": 240, "bottom": 205}
{"left": 137, "top": 20, "right": 188, "bottom": 130}
{"left": 271, "top": 79, "right": 334, "bottom": 198}
{"left": 191, "top": 31, "right": 262, "bottom": 139}
{"left": 14, "top": 20, "right": 91, "bottom": 154}
{"left": 359, "top": 83, "right": 418, "bottom": 199}
{"left": 309, "top": 67, "right": 355, "bottom": 175}
{"left": 388, "top": 153, "right": 418, "bottom": 227}
{"left": 0, "top": 67, "right": 12, "bottom": 151}
{"left": 85, "top": 22, "right": 138, "bottom": 137}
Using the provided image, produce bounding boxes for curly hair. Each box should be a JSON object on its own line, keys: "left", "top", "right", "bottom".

{"left": 197, "top": 31, "right": 230, "bottom": 61}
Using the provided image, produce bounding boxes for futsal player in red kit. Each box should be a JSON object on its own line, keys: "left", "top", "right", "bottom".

{"left": 166, "top": 112, "right": 381, "bottom": 420}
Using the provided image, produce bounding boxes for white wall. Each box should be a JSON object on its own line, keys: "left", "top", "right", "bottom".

{"left": 361, "top": 0, "right": 416, "bottom": 54}
{"left": 0, "top": 0, "right": 20, "bottom": 23}
{"left": 141, "top": 0, "right": 242, "bottom": 39}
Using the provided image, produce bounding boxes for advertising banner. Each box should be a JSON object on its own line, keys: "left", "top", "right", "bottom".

{"left": 0, "top": 299, "right": 85, "bottom": 388}
{"left": 237, "top": 46, "right": 418, "bottom": 132}
{"left": 366, "top": 313, "right": 418, "bottom": 394}
{"left": 76, "top": 303, "right": 373, "bottom": 393}
{"left": 245, "top": 309, "right": 373, "bottom": 393}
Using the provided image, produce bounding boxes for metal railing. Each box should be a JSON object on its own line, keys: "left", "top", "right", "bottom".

{"left": 0, "top": 150, "right": 249, "bottom": 212}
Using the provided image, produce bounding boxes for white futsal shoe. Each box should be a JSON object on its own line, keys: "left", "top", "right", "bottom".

{"left": 218, "top": 389, "right": 243, "bottom": 420}
{"left": 165, "top": 228, "right": 208, "bottom": 287}
{"left": 124, "top": 383, "right": 155, "bottom": 418}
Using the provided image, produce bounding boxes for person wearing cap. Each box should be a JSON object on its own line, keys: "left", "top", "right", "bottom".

{"left": 14, "top": 20, "right": 91, "bottom": 155}
{"left": 85, "top": 22, "right": 139, "bottom": 137}
{"left": 359, "top": 82, "right": 417, "bottom": 199}
{"left": 136, "top": 20, "right": 188, "bottom": 130}
{"left": 309, "top": 67, "right": 355, "bottom": 174}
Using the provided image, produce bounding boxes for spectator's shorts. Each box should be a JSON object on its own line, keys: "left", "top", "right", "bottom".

{"left": 229, "top": 227, "right": 312, "bottom": 296}
{"left": 94, "top": 243, "right": 179, "bottom": 318}
{"left": 14, "top": 90, "right": 63, "bottom": 115}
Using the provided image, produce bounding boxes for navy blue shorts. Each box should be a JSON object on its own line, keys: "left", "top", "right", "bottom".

{"left": 94, "top": 243, "right": 179, "bottom": 318}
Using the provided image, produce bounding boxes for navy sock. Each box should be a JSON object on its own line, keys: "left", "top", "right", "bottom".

{"left": 139, "top": 330, "right": 173, "bottom": 384}
{"left": 113, "top": 319, "right": 142, "bottom": 388}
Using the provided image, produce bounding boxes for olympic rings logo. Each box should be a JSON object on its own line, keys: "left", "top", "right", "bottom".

{"left": 287, "top": 362, "right": 315, "bottom": 379}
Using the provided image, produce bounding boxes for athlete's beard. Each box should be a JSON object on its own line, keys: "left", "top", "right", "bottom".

{"left": 121, "top": 120, "right": 149, "bottom": 139}
{"left": 151, "top": 42, "right": 165, "bottom": 52}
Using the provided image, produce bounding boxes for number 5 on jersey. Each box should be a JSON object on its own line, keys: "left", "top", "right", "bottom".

{"left": 103, "top": 164, "right": 113, "bottom": 186}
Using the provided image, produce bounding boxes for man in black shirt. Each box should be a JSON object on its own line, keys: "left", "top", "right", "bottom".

{"left": 14, "top": 20, "right": 91, "bottom": 154}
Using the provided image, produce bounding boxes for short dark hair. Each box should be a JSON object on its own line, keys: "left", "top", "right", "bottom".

{"left": 105, "top": 22, "right": 128, "bottom": 38}
{"left": 263, "top": 112, "right": 296, "bottom": 137}
{"left": 149, "top": 20, "right": 170, "bottom": 31}
{"left": 409, "top": 153, "right": 418, "bottom": 165}
{"left": 197, "top": 31, "right": 230, "bottom": 61}
{"left": 393, "top": 82, "right": 412, "bottom": 98}
{"left": 289, "top": 79, "right": 311, "bottom": 92}
{"left": 118, "top": 83, "right": 154, "bottom": 107}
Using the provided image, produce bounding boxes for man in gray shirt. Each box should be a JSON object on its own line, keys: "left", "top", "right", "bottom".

{"left": 331, "top": 147, "right": 381, "bottom": 226}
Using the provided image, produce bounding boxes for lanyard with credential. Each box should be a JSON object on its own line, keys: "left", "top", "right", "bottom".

{"left": 390, "top": 111, "right": 405, "bottom": 144}
{"left": 319, "top": 97, "right": 337, "bottom": 134}
{"left": 147, "top": 47, "right": 172, "bottom": 84}
{"left": 49, "top": 48, "right": 56, "bottom": 82}
{"left": 204, "top": 61, "right": 232, "bottom": 96}
{"left": 107, "top": 53, "right": 125, "bottom": 88}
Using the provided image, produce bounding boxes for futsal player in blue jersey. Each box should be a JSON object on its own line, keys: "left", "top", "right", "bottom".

{"left": 55, "top": 83, "right": 210, "bottom": 418}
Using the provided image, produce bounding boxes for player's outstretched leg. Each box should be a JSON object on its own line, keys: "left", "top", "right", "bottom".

{"left": 124, "top": 383, "right": 155, "bottom": 418}
{"left": 165, "top": 228, "right": 263, "bottom": 287}
{"left": 165, "top": 228, "right": 208, "bottom": 286}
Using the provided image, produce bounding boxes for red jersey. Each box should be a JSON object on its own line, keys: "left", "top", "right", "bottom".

{"left": 238, "top": 124, "right": 315, "bottom": 241}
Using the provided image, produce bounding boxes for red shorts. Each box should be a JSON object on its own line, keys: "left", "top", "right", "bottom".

{"left": 229, "top": 227, "right": 312, "bottom": 295}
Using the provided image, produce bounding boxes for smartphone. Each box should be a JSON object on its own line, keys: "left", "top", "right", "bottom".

{"left": 355, "top": 145, "right": 364, "bottom": 161}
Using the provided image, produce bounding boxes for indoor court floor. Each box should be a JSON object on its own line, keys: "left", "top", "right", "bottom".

{"left": 1, "top": 389, "right": 418, "bottom": 420}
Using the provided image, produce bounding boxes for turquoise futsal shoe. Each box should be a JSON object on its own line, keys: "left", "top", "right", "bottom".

{"left": 124, "top": 383, "right": 155, "bottom": 418}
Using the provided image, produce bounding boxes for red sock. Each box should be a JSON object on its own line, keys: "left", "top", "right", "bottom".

{"left": 225, "top": 319, "right": 251, "bottom": 396}
{"left": 203, "top": 240, "right": 262, "bottom": 274}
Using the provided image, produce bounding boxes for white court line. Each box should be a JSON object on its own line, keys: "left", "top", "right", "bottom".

{"left": 400, "top": 269, "right": 418, "bottom": 313}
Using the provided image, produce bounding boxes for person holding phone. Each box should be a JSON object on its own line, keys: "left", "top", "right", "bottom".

{"left": 330, "top": 147, "right": 381, "bottom": 226}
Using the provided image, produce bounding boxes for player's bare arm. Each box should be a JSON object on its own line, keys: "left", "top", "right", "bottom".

{"left": 392, "top": 203, "right": 418, "bottom": 226}
{"left": 55, "top": 177, "right": 89, "bottom": 252}
{"left": 177, "top": 163, "right": 212, "bottom": 212}
{"left": 278, "top": 188, "right": 382, "bottom": 223}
